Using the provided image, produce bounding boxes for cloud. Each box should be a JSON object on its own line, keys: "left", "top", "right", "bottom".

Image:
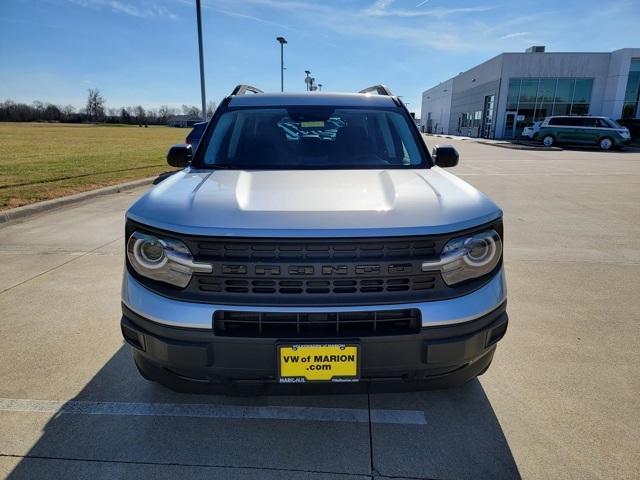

{"left": 205, "top": 0, "right": 520, "bottom": 53}
{"left": 69, "top": 0, "right": 177, "bottom": 20}
{"left": 363, "top": 0, "right": 495, "bottom": 18}
{"left": 498, "top": 32, "right": 531, "bottom": 40}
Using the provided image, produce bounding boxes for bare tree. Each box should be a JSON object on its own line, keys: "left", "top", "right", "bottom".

{"left": 158, "top": 105, "right": 170, "bottom": 122}
{"left": 181, "top": 104, "right": 201, "bottom": 117}
{"left": 206, "top": 101, "right": 217, "bottom": 119}
{"left": 62, "top": 105, "right": 75, "bottom": 120}
{"left": 134, "top": 105, "right": 146, "bottom": 125}
{"left": 86, "top": 88, "right": 105, "bottom": 122}
{"left": 43, "top": 104, "right": 62, "bottom": 121}
{"left": 120, "top": 107, "right": 131, "bottom": 124}
{"left": 146, "top": 108, "right": 158, "bottom": 123}
{"left": 32, "top": 101, "right": 44, "bottom": 116}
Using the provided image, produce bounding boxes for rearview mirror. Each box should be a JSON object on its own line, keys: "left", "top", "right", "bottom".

{"left": 166, "top": 144, "right": 192, "bottom": 168}
{"left": 432, "top": 144, "right": 459, "bottom": 168}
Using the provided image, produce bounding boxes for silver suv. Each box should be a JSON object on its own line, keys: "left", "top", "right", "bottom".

{"left": 121, "top": 85, "right": 508, "bottom": 393}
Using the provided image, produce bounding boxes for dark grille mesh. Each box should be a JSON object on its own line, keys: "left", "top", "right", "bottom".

{"left": 214, "top": 309, "right": 421, "bottom": 337}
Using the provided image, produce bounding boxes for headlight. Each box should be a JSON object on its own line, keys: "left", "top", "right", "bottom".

{"left": 126, "top": 231, "right": 212, "bottom": 287}
{"left": 422, "top": 229, "right": 502, "bottom": 286}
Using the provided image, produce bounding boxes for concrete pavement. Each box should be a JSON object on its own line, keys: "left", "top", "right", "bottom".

{"left": 1, "top": 140, "right": 639, "bottom": 479}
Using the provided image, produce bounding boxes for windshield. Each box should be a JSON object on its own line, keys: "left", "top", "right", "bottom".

{"left": 199, "top": 107, "right": 426, "bottom": 169}
{"left": 606, "top": 118, "right": 623, "bottom": 129}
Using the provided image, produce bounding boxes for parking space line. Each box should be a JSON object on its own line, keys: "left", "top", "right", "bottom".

{"left": 0, "top": 398, "right": 426, "bottom": 425}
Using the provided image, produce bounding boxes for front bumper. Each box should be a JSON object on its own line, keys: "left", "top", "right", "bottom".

{"left": 122, "top": 268, "right": 507, "bottom": 390}
{"left": 121, "top": 285, "right": 508, "bottom": 390}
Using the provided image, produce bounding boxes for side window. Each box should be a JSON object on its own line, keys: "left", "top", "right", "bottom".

{"left": 596, "top": 118, "right": 610, "bottom": 128}
{"left": 568, "top": 117, "right": 584, "bottom": 127}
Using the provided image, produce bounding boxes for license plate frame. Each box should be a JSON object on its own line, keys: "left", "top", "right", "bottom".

{"left": 277, "top": 343, "right": 360, "bottom": 384}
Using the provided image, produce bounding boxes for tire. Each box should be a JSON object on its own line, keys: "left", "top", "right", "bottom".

{"left": 542, "top": 135, "right": 555, "bottom": 147}
{"left": 599, "top": 137, "right": 613, "bottom": 151}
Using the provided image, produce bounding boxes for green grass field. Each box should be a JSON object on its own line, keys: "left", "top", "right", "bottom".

{"left": 0, "top": 122, "right": 186, "bottom": 209}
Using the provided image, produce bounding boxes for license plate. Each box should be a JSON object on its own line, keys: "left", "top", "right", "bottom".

{"left": 278, "top": 344, "right": 359, "bottom": 383}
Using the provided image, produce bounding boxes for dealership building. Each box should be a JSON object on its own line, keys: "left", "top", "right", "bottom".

{"left": 420, "top": 47, "right": 640, "bottom": 139}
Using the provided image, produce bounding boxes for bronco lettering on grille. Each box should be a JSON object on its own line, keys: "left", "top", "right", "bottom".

{"left": 288, "top": 266, "right": 314, "bottom": 275}
{"left": 321, "top": 265, "right": 348, "bottom": 275}
{"left": 222, "top": 265, "right": 247, "bottom": 274}
{"left": 255, "top": 266, "right": 281, "bottom": 275}
{"left": 355, "top": 265, "right": 381, "bottom": 275}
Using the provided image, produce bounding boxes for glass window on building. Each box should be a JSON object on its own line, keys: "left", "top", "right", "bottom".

{"left": 622, "top": 58, "right": 640, "bottom": 118}
{"left": 553, "top": 103, "right": 571, "bottom": 116}
{"left": 519, "top": 79, "right": 539, "bottom": 103}
{"left": 507, "top": 79, "right": 520, "bottom": 110}
{"left": 482, "top": 94, "right": 495, "bottom": 138}
{"left": 473, "top": 111, "right": 482, "bottom": 127}
{"left": 555, "top": 79, "right": 574, "bottom": 103}
{"left": 503, "top": 77, "right": 594, "bottom": 138}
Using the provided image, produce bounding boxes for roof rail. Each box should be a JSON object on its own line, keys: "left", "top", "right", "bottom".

{"left": 359, "top": 84, "right": 394, "bottom": 96}
{"left": 230, "top": 84, "right": 264, "bottom": 95}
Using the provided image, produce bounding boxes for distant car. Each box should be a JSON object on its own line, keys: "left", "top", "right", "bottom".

{"left": 522, "top": 121, "right": 541, "bottom": 139}
{"left": 185, "top": 122, "right": 207, "bottom": 152}
{"left": 538, "top": 116, "right": 631, "bottom": 150}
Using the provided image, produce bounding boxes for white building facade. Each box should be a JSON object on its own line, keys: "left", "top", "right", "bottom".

{"left": 421, "top": 47, "right": 640, "bottom": 139}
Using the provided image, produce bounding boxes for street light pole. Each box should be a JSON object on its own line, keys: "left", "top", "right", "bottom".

{"left": 196, "top": 0, "right": 207, "bottom": 120}
{"left": 276, "top": 37, "right": 287, "bottom": 92}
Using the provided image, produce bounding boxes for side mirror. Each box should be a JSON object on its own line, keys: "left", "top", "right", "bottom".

{"left": 166, "top": 144, "right": 192, "bottom": 168}
{"left": 432, "top": 144, "right": 459, "bottom": 168}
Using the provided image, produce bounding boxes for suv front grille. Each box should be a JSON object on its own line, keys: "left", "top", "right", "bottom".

{"left": 198, "top": 274, "right": 436, "bottom": 295}
{"left": 196, "top": 238, "right": 436, "bottom": 261}
{"left": 125, "top": 219, "right": 503, "bottom": 307}
{"left": 213, "top": 309, "right": 421, "bottom": 338}
{"left": 185, "top": 236, "right": 448, "bottom": 305}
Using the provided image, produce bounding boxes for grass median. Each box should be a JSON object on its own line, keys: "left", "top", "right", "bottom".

{"left": 0, "top": 122, "right": 186, "bottom": 209}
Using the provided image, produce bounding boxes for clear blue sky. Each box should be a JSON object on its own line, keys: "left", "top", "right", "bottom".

{"left": 1, "top": 0, "right": 639, "bottom": 116}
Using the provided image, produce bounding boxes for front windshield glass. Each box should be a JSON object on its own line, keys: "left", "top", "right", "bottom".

{"left": 200, "top": 107, "right": 425, "bottom": 169}
{"left": 606, "top": 118, "right": 622, "bottom": 129}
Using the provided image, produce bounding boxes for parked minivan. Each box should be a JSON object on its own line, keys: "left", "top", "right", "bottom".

{"left": 538, "top": 116, "right": 631, "bottom": 150}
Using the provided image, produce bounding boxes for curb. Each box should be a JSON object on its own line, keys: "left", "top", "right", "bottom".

{"left": 476, "top": 141, "right": 562, "bottom": 151}
{"left": 0, "top": 177, "right": 155, "bottom": 225}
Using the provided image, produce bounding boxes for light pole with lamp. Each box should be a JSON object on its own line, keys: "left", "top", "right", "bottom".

{"left": 195, "top": 0, "right": 207, "bottom": 120}
{"left": 276, "top": 36, "right": 287, "bottom": 92}
{"left": 304, "top": 70, "right": 312, "bottom": 91}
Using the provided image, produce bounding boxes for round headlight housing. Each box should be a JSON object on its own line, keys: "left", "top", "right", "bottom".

{"left": 423, "top": 229, "right": 502, "bottom": 286}
{"left": 463, "top": 235, "right": 497, "bottom": 267}
{"left": 132, "top": 237, "right": 167, "bottom": 269}
{"left": 126, "top": 231, "right": 211, "bottom": 288}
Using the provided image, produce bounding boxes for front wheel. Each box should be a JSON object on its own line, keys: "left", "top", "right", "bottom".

{"left": 599, "top": 137, "right": 613, "bottom": 151}
{"left": 542, "top": 135, "right": 555, "bottom": 147}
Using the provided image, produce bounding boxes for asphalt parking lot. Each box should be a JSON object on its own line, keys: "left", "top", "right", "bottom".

{"left": 1, "top": 138, "right": 639, "bottom": 479}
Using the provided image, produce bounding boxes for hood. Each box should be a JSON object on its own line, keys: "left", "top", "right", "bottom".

{"left": 127, "top": 168, "right": 501, "bottom": 237}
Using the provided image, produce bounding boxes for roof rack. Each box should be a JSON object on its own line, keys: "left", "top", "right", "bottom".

{"left": 359, "top": 84, "right": 394, "bottom": 96}
{"left": 230, "top": 84, "right": 264, "bottom": 95}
